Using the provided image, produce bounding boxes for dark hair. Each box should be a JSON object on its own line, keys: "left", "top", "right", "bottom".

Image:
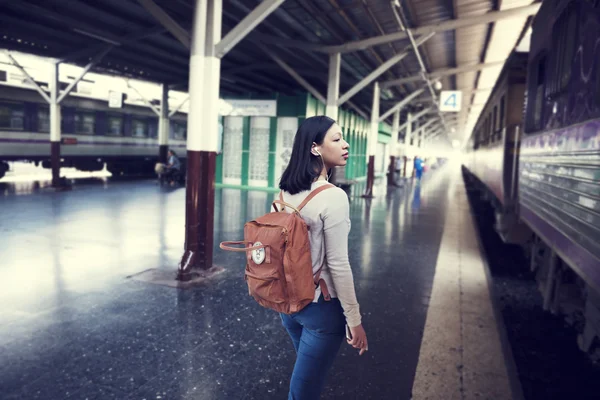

{"left": 279, "top": 116, "right": 335, "bottom": 194}
{"left": 169, "top": 149, "right": 176, "bottom": 156}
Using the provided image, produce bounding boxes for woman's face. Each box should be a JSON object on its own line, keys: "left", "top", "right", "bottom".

{"left": 313, "top": 123, "right": 349, "bottom": 169}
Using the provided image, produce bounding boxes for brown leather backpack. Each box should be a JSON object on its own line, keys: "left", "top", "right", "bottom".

{"left": 220, "top": 184, "right": 333, "bottom": 314}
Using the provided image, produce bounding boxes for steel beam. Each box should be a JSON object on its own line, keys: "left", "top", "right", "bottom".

{"left": 381, "top": 61, "right": 506, "bottom": 88}
{"left": 57, "top": 47, "right": 112, "bottom": 104}
{"left": 4, "top": 51, "right": 52, "bottom": 104}
{"left": 337, "top": 33, "right": 434, "bottom": 107}
{"left": 215, "top": 0, "right": 285, "bottom": 58}
{"left": 125, "top": 80, "right": 162, "bottom": 116}
{"left": 169, "top": 96, "right": 189, "bottom": 118}
{"left": 264, "top": 48, "right": 326, "bottom": 104}
{"left": 60, "top": 27, "right": 166, "bottom": 63}
{"left": 347, "top": 101, "right": 369, "bottom": 120}
{"left": 415, "top": 118, "right": 437, "bottom": 139}
{"left": 398, "top": 107, "right": 432, "bottom": 132}
{"left": 378, "top": 88, "right": 425, "bottom": 122}
{"left": 252, "top": 33, "right": 333, "bottom": 53}
{"left": 329, "top": 3, "right": 541, "bottom": 54}
{"left": 137, "top": 0, "right": 191, "bottom": 49}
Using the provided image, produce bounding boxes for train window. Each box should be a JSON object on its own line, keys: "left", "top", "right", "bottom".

{"left": 74, "top": 112, "right": 95, "bottom": 135}
{"left": 0, "top": 103, "right": 25, "bottom": 130}
{"left": 107, "top": 116, "right": 123, "bottom": 136}
{"left": 131, "top": 119, "right": 148, "bottom": 138}
{"left": 499, "top": 96, "right": 505, "bottom": 132}
{"left": 170, "top": 121, "right": 186, "bottom": 140}
{"left": 560, "top": 8, "right": 577, "bottom": 90}
{"left": 532, "top": 55, "right": 547, "bottom": 131}
{"left": 38, "top": 108, "right": 50, "bottom": 132}
{"left": 548, "top": 5, "right": 578, "bottom": 94}
{"left": 492, "top": 106, "right": 498, "bottom": 141}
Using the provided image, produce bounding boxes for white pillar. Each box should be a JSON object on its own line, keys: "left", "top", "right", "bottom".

{"left": 159, "top": 84, "right": 169, "bottom": 145}
{"left": 202, "top": 0, "right": 222, "bottom": 152}
{"left": 369, "top": 82, "right": 380, "bottom": 157}
{"left": 158, "top": 83, "right": 169, "bottom": 161}
{"left": 186, "top": 0, "right": 222, "bottom": 152}
{"left": 187, "top": 0, "right": 208, "bottom": 152}
{"left": 49, "top": 61, "right": 62, "bottom": 186}
{"left": 391, "top": 110, "right": 400, "bottom": 157}
{"left": 404, "top": 112, "right": 412, "bottom": 149}
{"left": 326, "top": 53, "right": 340, "bottom": 120}
{"left": 49, "top": 62, "right": 61, "bottom": 143}
{"left": 178, "top": 0, "right": 223, "bottom": 277}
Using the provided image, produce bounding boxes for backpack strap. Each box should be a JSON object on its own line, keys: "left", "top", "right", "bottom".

{"left": 272, "top": 200, "right": 300, "bottom": 213}
{"left": 274, "top": 191, "right": 285, "bottom": 212}
{"left": 297, "top": 183, "right": 334, "bottom": 211}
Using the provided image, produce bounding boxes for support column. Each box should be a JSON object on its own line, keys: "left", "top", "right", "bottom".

{"left": 325, "top": 53, "right": 340, "bottom": 120}
{"left": 387, "top": 110, "right": 400, "bottom": 186}
{"left": 326, "top": 53, "right": 341, "bottom": 184}
{"left": 49, "top": 62, "right": 62, "bottom": 187}
{"left": 177, "top": 0, "right": 222, "bottom": 280}
{"left": 362, "top": 82, "right": 379, "bottom": 198}
{"left": 403, "top": 113, "right": 412, "bottom": 178}
{"left": 158, "top": 84, "right": 169, "bottom": 163}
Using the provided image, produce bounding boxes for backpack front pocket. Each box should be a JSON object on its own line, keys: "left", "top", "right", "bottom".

{"left": 245, "top": 270, "right": 286, "bottom": 304}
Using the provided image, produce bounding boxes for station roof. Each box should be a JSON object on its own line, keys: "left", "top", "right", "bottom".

{"left": 0, "top": 0, "right": 539, "bottom": 142}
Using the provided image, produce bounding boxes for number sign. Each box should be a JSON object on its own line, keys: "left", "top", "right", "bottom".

{"left": 439, "top": 91, "right": 462, "bottom": 112}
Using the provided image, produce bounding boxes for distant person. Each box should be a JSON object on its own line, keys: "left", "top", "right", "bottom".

{"left": 164, "top": 149, "right": 181, "bottom": 185}
{"left": 414, "top": 155, "right": 424, "bottom": 181}
{"left": 278, "top": 116, "right": 367, "bottom": 399}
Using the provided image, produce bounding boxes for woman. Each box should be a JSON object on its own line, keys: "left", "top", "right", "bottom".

{"left": 278, "top": 115, "right": 368, "bottom": 399}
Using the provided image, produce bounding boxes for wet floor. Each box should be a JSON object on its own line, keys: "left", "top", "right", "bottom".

{"left": 1, "top": 163, "right": 454, "bottom": 399}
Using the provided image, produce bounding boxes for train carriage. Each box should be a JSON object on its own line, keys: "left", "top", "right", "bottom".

{"left": 464, "top": 0, "right": 600, "bottom": 359}
{"left": 0, "top": 74, "right": 187, "bottom": 179}
{"left": 521, "top": 0, "right": 600, "bottom": 356}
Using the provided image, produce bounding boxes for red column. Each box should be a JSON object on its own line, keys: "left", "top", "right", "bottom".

{"left": 362, "top": 155, "right": 375, "bottom": 198}
{"left": 177, "top": 151, "right": 216, "bottom": 280}
{"left": 387, "top": 155, "right": 396, "bottom": 186}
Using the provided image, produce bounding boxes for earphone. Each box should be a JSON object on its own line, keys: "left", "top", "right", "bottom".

{"left": 311, "top": 146, "right": 329, "bottom": 181}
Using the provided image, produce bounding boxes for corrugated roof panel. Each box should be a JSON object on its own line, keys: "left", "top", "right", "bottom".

{"left": 453, "top": 0, "right": 493, "bottom": 136}
{"left": 464, "top": 0, "right": 535, "bottom": 136}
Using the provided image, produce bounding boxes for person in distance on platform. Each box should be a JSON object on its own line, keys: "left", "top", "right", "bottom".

{"left": 164, "top": 149, "right": 181, "bottom": 186}
{"left": 278, "top": 116, "right": 368, "bottom": 400}
{"left": 414, "top": 154, "right": 424, "bottom": 181}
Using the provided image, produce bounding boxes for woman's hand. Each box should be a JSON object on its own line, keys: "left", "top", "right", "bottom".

{"left": 348, "top": 324, "right": 368, "bottom": 355}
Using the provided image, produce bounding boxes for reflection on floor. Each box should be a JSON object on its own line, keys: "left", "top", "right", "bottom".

{"left": 1, "top": 164, "right": 452, "bottom": 399}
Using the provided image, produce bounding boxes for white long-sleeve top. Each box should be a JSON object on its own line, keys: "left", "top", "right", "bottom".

{"left": 280, "top": 180, "right": 362, "bottom": 327}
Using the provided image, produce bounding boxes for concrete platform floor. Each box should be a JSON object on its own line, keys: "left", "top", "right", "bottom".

{"left": 0, "top": 162, "right": 513, "bottom": 399}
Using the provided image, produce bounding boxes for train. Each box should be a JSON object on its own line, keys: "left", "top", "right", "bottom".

{"left": 0, "top": 64, "right": 187, "bottom": 180}
{"left": 463, "top": 0, "right": 600, "bottom": 360}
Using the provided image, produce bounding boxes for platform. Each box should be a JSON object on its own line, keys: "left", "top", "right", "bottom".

{"left": 0, "top": 162, "right": 516, "bottom": 399}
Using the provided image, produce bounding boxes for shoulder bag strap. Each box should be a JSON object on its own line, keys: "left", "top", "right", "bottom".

{"left": 297, "top": 183, "right": 334, "bottom": 211}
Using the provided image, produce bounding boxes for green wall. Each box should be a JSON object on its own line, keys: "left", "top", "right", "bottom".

{"left": 216, "top": 92, "right": 392, "bottom": 191}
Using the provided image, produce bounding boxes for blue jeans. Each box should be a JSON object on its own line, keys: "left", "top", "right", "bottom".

{"left": 280, "top": 295, "right": 346, "bottom": 400}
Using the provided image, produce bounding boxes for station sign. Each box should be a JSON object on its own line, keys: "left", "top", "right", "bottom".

{"left": 219, "top": 99, "right": 276, "bottom": 117}
{"left": 108, "top": 91, "right": 123, "bottom": 108}
{"left": 439, "top": 91, "right": 462, "bottom": 112}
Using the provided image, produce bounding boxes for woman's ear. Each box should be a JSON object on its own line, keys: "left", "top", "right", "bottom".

{"left": 311, "top": 142, "right": 321, "bottom": 157}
